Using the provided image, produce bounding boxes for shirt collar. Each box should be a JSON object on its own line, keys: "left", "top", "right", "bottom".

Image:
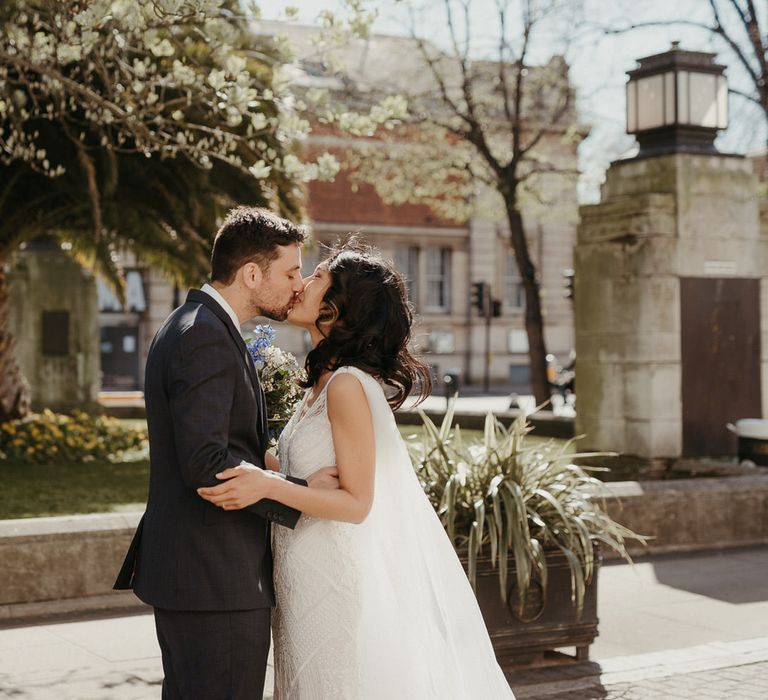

{"left": 200, "top": 283, "right": 241, "bottom": 331}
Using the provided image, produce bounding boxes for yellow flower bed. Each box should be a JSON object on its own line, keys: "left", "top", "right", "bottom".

{"left": 0, "top": 410, "right": 147, "bottom": 464}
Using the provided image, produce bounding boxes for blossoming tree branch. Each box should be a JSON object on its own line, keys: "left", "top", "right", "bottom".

{"left": 0, "top": 0, "right": 401, "bottom": 421}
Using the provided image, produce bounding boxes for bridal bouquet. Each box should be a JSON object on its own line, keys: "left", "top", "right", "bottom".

{"left": 246, "top": 326, "right": 306, "bottom": 442}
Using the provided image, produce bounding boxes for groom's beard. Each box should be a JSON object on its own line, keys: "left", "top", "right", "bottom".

{"left": 248, "top": 295, "right": 293, "bottom": 322}
{"left": 258, "top": 302, "right": 292, "bottom": 322}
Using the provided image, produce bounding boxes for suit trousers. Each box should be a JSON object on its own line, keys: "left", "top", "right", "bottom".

{"left": 153, "top": 607, "right": 271, "bottom": 700}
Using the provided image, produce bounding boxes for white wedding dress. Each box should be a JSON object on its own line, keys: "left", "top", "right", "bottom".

{"left": 272, "top": 366, "right": 515, "bottom": 699}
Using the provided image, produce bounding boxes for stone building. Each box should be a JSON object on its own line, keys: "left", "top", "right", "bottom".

{"left": 95, "top": 23, "right": 583, "bottom": 393}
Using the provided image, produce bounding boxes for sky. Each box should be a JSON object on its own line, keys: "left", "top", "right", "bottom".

{"left": 258, "top": 0, "right": 767, "bottom": 203}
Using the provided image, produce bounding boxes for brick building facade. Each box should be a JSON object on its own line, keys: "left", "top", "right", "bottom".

{"left": 97, "top": 23, "right": 583, "bottom": 393}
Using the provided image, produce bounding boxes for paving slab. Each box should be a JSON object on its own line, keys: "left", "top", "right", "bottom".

{"left": 0, "top": 546, "right": 765, "bottom": 699}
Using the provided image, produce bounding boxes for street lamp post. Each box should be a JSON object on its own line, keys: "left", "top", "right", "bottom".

{"left": 626, "top": 42, "right": 728, "bottom": 157}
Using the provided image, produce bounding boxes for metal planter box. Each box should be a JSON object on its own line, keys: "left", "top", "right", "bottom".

{"left": 463, "top": 546, "right": 600, "bottom": 666}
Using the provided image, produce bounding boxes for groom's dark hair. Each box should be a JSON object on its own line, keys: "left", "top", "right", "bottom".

{"left": 210, "top": 206, "right": 307, "bottom": 284}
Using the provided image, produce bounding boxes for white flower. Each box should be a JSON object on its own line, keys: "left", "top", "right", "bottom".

{"left": 155, "top": 0, "right": 185, "bottom": 13}
{"left": 208, "top": 69, "right": 226, "bottom": 90}
{"left": 338, "top": 111, "right": 376, "bottom": 136}
{"left": 150, "top": 38, "right": 175, "bottom": 58}
{"left": 250, "top": 113, "right": 268, "bottom": 131}
{"left": 248, "top": 160, "right": 272, "bottom": 179}
{"left": 132, "top": 59, "right": 147, "bottom": 78}
{"left": 225, "top": 55, "right": 246, "bottom": 76}
{"left": 171, "top": 109, "right": 184, "bottom": 121}
{"left": 281, "top": 153, "right": 304, "bottom": 177}
{"left": 315, "top": 152, "right": 340, "bottom": 181}
{"left": 381, "top": 94, "right": 409, "bottom": 119}
{"left": 225, "top": 108, "right": 243, "bottom": 127}
{"left": 172, "top": 60, "right": 196, "bottom": 86}
{"left": 80, "top": 30, "right": 99, "bottom": 54}
{"left": 56, "top": 43, "right": 82, "bottom": 65}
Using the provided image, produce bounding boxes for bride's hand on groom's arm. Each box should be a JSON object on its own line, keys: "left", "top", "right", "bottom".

{"left": 197, "top": 464, "right": 340, "bottom": 510}
{"left": 197, "top": 464, "right": 280, "bottom": 510}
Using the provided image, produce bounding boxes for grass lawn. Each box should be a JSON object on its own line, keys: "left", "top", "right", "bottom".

{"left": 0, "top": 421, "right": 571, "bottom": 520}
{"left": 1, "top": 459, "right": 149, "bottom": 520}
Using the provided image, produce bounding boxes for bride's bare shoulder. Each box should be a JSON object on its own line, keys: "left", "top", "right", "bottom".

{"left": 326, "top": 371, "right": 366, "bottom": 399}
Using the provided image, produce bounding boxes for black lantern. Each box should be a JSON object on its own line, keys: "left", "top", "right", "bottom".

{"left": 626, "top": 42, "right": 728, "bottom": 156}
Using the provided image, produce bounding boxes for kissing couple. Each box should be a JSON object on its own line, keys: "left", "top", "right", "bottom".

{"left": 115, "top": 207, "right": 514, "bottom": 699}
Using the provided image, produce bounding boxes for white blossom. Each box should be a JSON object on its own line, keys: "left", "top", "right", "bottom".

{"left": 250, "top": 113, "right": 268, "bottom": 131}
{"left": 56, "top": 43, "right": 82, "bottom": 65}
{"left": 225, "top": 55, "right": 247, "bottom": 76}
{"left": 248, "top": 160, "right": 272, "bottom": 179}
{"left": 315, "top": 152, "right": 340, "bottom": 181}
{"left": 208, "top": 69, "right": 226, "bottom": 90}
{"left": 149, "top": 37, "right": 175, "bottom": 58}
{"left": 281, "top": 154, "right": 304, "bottom": 177}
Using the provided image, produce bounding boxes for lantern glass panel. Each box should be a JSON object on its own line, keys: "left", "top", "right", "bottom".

{"left": 664, "top": 71, "right": 675, "bottom": 124}
{"left": 689, "top": 71, "right": 718, "bottom": 127}
{"left": 678, "top": 70, "right": 690, "bottom": 123}
{"left": 627, "top": 81, "right": 638, "bottom": 132}
{"left": 716, "top": 75, "right": 728, "bottom": 128}
{"left": 637, "top": 74, "right": 664, "bottom": 130}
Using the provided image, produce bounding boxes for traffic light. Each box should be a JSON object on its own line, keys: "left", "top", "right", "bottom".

{"left": 470, "top": 282, "right": 487, "bottom": 314}
{"left": 491, "top": 299, "right": 502, "bottom": 318}
{"left": 563, "top": 268, "right": 575, "bottom": 300}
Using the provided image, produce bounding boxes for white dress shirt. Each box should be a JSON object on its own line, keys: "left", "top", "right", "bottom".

{"left": 200, "top": 283, "right": 241, "bottom": 330}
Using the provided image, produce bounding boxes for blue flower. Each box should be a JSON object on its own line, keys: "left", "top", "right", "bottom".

{"left": 246, "top": 324, "right": 276, "bottom": 367}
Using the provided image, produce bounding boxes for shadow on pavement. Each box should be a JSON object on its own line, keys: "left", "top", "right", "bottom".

{"left": 649, "top": 546, "right": 768, "bottom": 604}
{"left": 508, "top": 659, "right": 610, "bottom": 699}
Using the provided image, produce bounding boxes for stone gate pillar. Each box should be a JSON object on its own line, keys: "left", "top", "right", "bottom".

{"left": 575, "top": 153, "right": 763, "bottom": 458}
{"left": 9, "top": 239, "right": 100, "bottom": 413}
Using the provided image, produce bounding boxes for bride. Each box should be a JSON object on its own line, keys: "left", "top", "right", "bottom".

{"left": 198, "top": 242, "right": 515, "bottom": 699}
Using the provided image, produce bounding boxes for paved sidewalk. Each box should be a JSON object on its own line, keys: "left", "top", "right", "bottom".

{"left": 511, "top": 637, "right": 768, "bottom": 698}
{"left": 0, "top": 546, "right": 766, "bottom": 699}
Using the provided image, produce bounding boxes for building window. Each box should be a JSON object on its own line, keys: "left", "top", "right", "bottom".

{"left": 429, "top": 329, "right": 455, "bottom": 354}
{"left": 97, "top": 270, "right": 146, "bottom": 313}
{"left": 506, "top": 249, "right": 525, "bottom": 311}
{"left": 508, "top": 329, "right": 529, "bottom": 354}
{"left": 425, "top": 247, "right": 451, "bottom": 312}
{"left": 509, "top": 363, "right": 532, "bottom": 391}
{"left": 394, "top": 245, "right": 419, "bottom": 309}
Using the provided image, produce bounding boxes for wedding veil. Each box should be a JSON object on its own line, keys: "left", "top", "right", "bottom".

{"left": 336, "top": 367, "right": 515, "bottom": 699}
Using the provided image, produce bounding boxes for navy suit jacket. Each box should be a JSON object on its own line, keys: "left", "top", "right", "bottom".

{"left": 114, "top": 289, "right": 302, "bottom": 610}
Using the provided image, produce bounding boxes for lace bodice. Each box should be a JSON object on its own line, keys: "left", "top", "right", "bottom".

{"left": 277, "top": 378, "right": 336, "bottom": 481}
{"left": 272, "top": 368, "right": 363, "bottom": 699}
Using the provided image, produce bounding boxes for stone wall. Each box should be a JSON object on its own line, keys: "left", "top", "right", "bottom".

{"left": 2, "top": 475, "right": 766, "bottom": 620}
{"left": 0, "top": 513, "right": 144, "bottom": 621}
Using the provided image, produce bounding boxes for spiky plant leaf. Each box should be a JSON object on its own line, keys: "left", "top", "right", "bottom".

{"left": 409, "top": 397, "right": 647, "bottom": 613}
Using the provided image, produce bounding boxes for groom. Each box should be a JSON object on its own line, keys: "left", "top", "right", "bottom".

{"left": 114, "top": 207, "right": 335, "bottom": 699}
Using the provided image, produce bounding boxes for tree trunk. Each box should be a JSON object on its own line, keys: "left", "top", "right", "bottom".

{"left": 0, "top": 261, "right": 30, "bottom": 422}
{"left": 505, "top": 203, "right": 550, "bottom": 406}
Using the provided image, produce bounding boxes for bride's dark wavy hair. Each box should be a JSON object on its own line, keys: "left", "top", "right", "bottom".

{"left": 301, "top": 239, "right": 432, "bottom": 409}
